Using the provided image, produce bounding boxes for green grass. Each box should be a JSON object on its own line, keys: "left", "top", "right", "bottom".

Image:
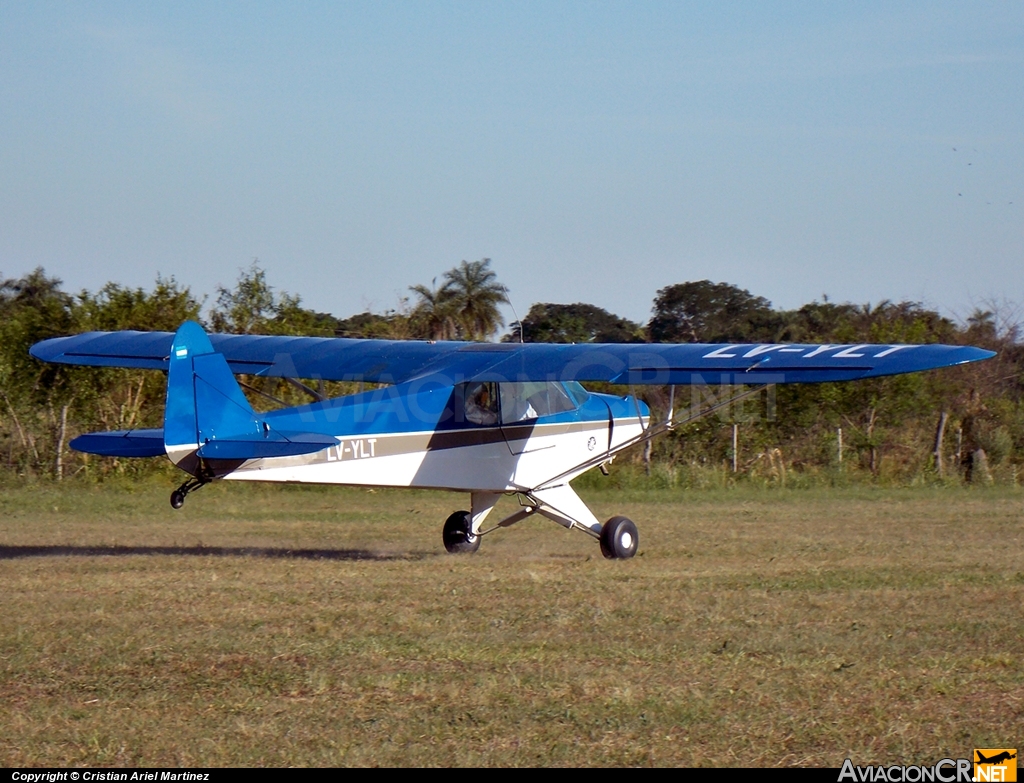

{"left": 1, "top": 482, "right": 1022, "bottom": 766}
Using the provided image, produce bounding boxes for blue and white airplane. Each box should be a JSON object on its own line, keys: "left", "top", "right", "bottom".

{"left": 31, "top": 322, "right": 993, "bottom": 559}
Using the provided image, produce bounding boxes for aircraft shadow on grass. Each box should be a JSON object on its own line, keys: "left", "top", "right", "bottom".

{"left": 0, "top": 544, "right": 428, "bottom": 562}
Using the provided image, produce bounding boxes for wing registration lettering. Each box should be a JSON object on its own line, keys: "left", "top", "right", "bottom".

{"left": 873, "top": 345, "right": 912, "bottom": 358}
{"left": 702, "top": 346, "right": 738, "bottom": 359}
{"left": 742, "top": 345, "right": 787, "bottom": 359}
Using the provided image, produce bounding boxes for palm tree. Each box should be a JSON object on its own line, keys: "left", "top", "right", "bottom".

{"left": 409, "top": 278, "right": 459, "bottom": 340}
{"left": 442, "top": 258, "right": 506, "bottom": 341}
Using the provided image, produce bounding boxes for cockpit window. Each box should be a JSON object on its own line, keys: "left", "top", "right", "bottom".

{"left": 464, "top": 381, "right": 499, "bottom": 425}
{"left": 459, "top": 381, "right": 580, "bottom": 426}
{"left": 499, "top": 381, "right": 577, "bottom": 424}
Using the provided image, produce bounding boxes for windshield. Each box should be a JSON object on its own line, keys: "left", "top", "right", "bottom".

{"left": 563, "top": 381, "right": 590, "bottom": 406}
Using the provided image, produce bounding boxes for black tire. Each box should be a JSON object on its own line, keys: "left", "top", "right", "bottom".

{"left": 600, "top": 516, "right": 638, "bottom": 559}
{"left": 170, "top": 490, "right": 185, "bottom": 510}
{"left": 443, "top": 510, "right": 480, "bottom": 554}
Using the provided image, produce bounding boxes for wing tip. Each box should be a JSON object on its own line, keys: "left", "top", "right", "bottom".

{"left": 951, "top": 346, "right": 997, "bottom": 366}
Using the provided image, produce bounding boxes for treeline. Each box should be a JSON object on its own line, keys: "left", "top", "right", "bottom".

{"left": 512, "top": 282, "right": 1023, "bottom": 486}
{"left": 0, "top": 262, "right": 1021, "bottom": 486}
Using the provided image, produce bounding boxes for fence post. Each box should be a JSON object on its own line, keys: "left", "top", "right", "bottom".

{"left": 732, "top": 423, "right": 738, "bottom": 473}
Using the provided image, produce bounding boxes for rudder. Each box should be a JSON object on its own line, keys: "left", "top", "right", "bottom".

{"left": 164, "top": 321, "right": 260, "bottom": 472}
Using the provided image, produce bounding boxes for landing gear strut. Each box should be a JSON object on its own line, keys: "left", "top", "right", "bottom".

{"left": 439, "top": 489, "right": 640, "bottom": 560}
{"left": 442, "top": 510, "right": 481, "bottom": 554}
{"left": 170, "top": 478, "right": 207, "bottom": 509}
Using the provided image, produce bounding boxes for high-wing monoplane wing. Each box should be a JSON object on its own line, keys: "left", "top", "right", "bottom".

{"left": 30, "top": 327, "right": 995, "bottom": 385}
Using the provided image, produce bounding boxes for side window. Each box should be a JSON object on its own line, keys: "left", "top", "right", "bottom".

{"left": 464, "top": 382, "right": 499, "bottom": 425}
{"left": 499, "top": 382, "right": 577, "bottom": 424}
{"left": 500, "top": 383, "right": 539, "bottom": 424}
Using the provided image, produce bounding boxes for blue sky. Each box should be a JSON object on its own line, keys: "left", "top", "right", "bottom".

{"left": 1, "top": 2, "right": 1021, "bottom": 329}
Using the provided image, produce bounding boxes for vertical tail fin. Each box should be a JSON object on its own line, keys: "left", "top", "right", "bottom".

{"left": 163, "top": 321, "right": 337, "bottom": 472}
{"left": 164, "top": 321, "right": 261, "bottom": 471}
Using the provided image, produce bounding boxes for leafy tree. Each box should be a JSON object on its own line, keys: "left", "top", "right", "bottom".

{"left": 0, "top": 268, "right": 78, "bottom": 401}
{"left": 648, "top": 281, "right": 777, "bottom": 343}
{"left": 774, "top": 301, "right": 861, "bottom": 343}
{"left": 209, "top": 262, "right": 278, "bottom": 334}
{"left": 271, "top": 295, "right": 343, "bottom": 337}
{"left": 335, "top": 310, "right": 414, "bottom": 339}
{"left": 71, "top": 277, "right": 205, "bottom": 438}
{"left": 506, "top": 303, "right": 643, "bottom": 343}
{"left": 76, "top": 276, "right": 202, "bottom": 332}
{"left": 209, "top": 261, "right": 342, "bottom": 337}
{"left": 0, "top": 270, "right": 80, "bottom": 475}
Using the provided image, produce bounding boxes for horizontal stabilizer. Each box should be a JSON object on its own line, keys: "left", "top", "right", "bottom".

{"left": 71, "top": 429, "right": 166, "bottom": 458}
{"left": 196, "top": 431, "right": 339, "bottom": 460}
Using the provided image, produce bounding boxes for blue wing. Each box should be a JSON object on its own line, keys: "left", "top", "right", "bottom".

{"left": 30, "top": 324, "right": 995, "bottom": 385}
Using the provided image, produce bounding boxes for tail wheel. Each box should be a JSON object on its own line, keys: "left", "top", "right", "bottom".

{"left": 443, "top": 510, "right": 481, "bottom": 554}
{"left": 169, "top": 477, "right": 207, "bottom": 509}
{"left": 600, "top": 516, "right": 638, "bottom": 559}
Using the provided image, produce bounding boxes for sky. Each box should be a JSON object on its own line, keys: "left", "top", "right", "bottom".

{"left": 1, "top": 1, "right": 1022, "bottom": 330}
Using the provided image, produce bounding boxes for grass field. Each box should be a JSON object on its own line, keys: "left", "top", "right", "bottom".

{"left": 1, "top": 481, "right": 1021, "bottom": 766}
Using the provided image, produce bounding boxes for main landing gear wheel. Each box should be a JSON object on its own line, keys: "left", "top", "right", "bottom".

{"left": 600, "top": 516, "right": 638, "bottom": 559}
{"left": 443, "top": 510, "right": 481, "bottom": 554}
{"left": 170, "top": 489, "right": 186, "bottom": 509}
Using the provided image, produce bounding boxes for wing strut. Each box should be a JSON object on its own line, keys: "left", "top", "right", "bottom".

{"left": 630, "top": 384, "right": 648, "bottom": 431}
{"left": 476, "top": 384, "right": 763, "bottom": 539}
{"left": 285, "top": 377, "right": 327, "bottom": 402}
{"left": 533, "top": 383, "right": 772, "bottom": 492}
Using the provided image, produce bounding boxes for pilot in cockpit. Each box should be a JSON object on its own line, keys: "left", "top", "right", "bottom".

{"left": 464, "top": 382, "right": 499, "bottom": 425}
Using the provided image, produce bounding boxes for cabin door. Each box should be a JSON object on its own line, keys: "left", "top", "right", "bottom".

{"left": 498, "top": 382, "right": 581, "bottom": 455}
